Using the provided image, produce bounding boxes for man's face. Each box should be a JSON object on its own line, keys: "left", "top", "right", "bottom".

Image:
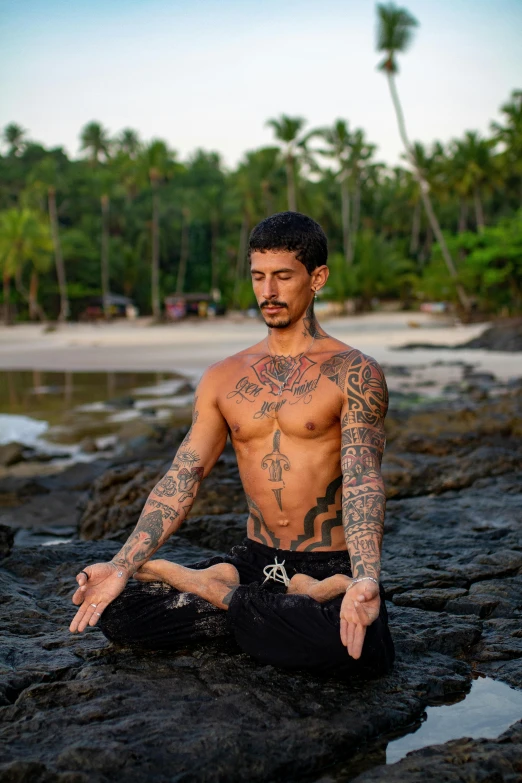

{"left": 250, "top": 250, "right": 320, "bottom": 329}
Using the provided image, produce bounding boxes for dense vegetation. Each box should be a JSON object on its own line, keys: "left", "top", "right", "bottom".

{"left": 0, "top": 4, "right": 520, "bottom": 323}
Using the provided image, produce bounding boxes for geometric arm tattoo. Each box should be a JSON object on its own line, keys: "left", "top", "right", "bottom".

{"left": 111, "top": 406, "right": 205, "bottom": 575}
{"left": 320, "top": 349, "right": 388, "bottom": 580}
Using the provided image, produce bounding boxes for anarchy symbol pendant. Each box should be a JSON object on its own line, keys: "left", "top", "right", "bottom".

{"left": 277, "top": 388, "right": 283, "bottom": 396}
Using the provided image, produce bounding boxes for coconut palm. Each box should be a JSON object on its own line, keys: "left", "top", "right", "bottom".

{"left": 314, "top": 120, "right": 354, "bottom": 265}
{"left": 450, "top": 132, "right": 498, "bottom": 233}
{"left": 266, "top": 115, "right": 309, "bottom": 211}
{"left": 118, "top": 128, "right": 141, "bottom": 159}
{"left": 376, "top": 3, "right": 471, "bottom": 312}
{"left": 0, "top": 208, "right": 52, "bottom": 323}
{"left": 3, "top": 123, "right": 26, "bottom": 156}
{"left": 140, "top": 140, "right": 174, "bottom": 318}
{"left": 28, "top": 157, "right": 70, "bottom": 321}
{"left": 80, "top": 121, "right": 111, "bottom": 164}
{"left": 491, "top": 90, "right": 522, "bottom": 205}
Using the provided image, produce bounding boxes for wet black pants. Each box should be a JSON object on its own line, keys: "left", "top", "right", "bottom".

{"left": 100, "top": 538, "right": 395, "bottom": 677}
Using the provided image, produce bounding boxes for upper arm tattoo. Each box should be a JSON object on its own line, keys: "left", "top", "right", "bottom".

{"left": 321, "top": 350, "right": 388, "bottom": 579}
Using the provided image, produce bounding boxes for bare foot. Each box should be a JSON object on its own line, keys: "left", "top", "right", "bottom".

{"left": 288, "top": 573, "right": 352, "bottom": 603}
{"left": 134, "top": 560, "right": 239, "bottom": 610}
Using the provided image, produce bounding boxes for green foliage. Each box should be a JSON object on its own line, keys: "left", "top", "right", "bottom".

{"left": 1, "top": 83, "right": 521, "bottom": 322}
{"left": 423, "top": 213, "right": 522, "bottom": 312}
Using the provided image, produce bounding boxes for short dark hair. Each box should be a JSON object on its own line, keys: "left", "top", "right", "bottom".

{"left": 248, "top": 211, "right": 328, "bottom": 274}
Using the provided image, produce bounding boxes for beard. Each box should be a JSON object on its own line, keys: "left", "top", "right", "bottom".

{"left": 259, "top": 300, "right": 291, "bottom": 329}
{"left": 261, "top": 314, "right": 292, "bottom": 329}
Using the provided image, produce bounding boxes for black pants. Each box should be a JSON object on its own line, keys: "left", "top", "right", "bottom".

{"left": 100, "top": 538, "right": 394, "bottom": 677}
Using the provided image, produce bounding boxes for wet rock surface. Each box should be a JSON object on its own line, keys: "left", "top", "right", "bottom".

{"left": 1, "top": 385, "right": 521, "bottom": 781}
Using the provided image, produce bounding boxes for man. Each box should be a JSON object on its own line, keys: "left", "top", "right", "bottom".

{"left": 70, "top": 211, "right": 394, "bottom": 676}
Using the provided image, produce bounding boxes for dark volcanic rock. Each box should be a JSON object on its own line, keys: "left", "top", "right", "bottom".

{"left": 0, "top": 442, "right": 24, "bottom": 467}
{"left": 349, "top": 720, "right": 522, "bottom": 783}
{"left": 462, "top": 319, "right": 522, "bottom": 352}
{"left": 0, "top": 540, "right": 474, "bottom": 783}
{"left": 0, "top": 524, "right": 14, "bottom": 559}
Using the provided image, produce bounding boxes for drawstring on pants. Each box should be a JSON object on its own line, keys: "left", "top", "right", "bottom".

{"left": 263, "top": 556, "right": 290, "bottom": 587}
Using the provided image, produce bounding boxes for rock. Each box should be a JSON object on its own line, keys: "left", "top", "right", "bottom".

{"left": 0, "top": 524, "right": 14, "bottom": 559}
{"left": 79, "top": 437, "right": 98, "bottom": 454}
{"left": 349, "top": 720, "right": 522, "bottom": 783}
{"left": 462, "top": 319, "right": 522, "bottom": 352}
{"left": 106, "top": 395, "right": 135, "bottom": 409}
{"left": 0, "top": 539, "right": 474, "bottom": 783}
{"left": 0, "top": 442, "right": 24, "bottom": 467}
{"left": 392, "top": 588, "right": 468, "bottom": 612}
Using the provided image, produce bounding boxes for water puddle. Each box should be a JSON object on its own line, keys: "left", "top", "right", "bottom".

{"left": 386, "top": 676, "right": 522, "bottom": 764}
{"left": 311, "top": 676, "right": 522, "bottom": 781}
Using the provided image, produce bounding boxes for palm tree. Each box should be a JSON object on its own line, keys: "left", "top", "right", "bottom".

{"left": 0, "top": 209, "right": 52, "bottom": 323}
{"left": 315, "top": 120, "right": 354, "bottom": 265}
{"left": 3, "top": 123, "right": 26, "bottom": 156}
{"left": 28, "top": 157, "right": 70, "bottom": 321}
{"left": 450, "top": 132, "right": 498, "bottom": 233}
{"left": 80, "top": 121, "right": 111, "bottom": 164}
{"left": 266, "top": 115, "right": 309, "bottom": 211}
{"left": 140, "top": 140, "right": 173, "bottom": 318}
{"left": 491, "top": 90, "right": 522, "bottom": 205}
{"left": 118, "top": 128, "right": 141, "bottom": 159}
{"left": 376, "top": 3, "right": 471, "bottom": 313}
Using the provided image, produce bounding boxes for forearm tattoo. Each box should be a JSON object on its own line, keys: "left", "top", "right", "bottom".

{"left": 321, "top": 350, "right": 388, "bottom": 580}
{"left": 112, "top": 412, "right": 205, "bottom": 573}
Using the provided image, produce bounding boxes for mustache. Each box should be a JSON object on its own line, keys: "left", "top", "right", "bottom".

{"left": 260, "top": 301, "right": 288, "bottom": 309}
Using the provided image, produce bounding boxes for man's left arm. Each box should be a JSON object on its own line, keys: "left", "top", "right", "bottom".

{"left": 321, "top": 349, "right": 388, "bottom": 659}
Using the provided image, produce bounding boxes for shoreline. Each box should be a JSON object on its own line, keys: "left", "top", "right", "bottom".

{"left": 1, "top": 312, "right": 520, "bottom": 377}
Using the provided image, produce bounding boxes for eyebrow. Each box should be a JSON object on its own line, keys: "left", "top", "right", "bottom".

{"left": 250, "top": 268, "right": 295, "bottom": 274}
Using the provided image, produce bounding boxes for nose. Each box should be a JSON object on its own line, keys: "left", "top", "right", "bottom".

{"left": 261, "top": 276, "right": 278, "bottom": 301}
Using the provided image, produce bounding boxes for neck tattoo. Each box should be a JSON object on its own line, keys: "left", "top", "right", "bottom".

{"left": 265, "top": 334, "right": 316, "bottom": 396}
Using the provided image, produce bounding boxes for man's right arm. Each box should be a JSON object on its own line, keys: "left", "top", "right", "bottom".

{"left": 70, "top": 366, "right": 228, "bottom": 632}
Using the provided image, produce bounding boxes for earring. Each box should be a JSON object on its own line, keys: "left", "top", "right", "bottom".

{"left": 313, "top": 290, "right": 318, "bottom": 300}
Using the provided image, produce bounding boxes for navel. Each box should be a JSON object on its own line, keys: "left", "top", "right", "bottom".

{"left": 277, "top": 518, "right": 290, "bottom": 527}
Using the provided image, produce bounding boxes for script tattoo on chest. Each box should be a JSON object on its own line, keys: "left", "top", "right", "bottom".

{"left": 226, "top": 376, "right": 264, "bottom": 404}
{"left": 261, "top": 429, "right": 291, "bottom": 510}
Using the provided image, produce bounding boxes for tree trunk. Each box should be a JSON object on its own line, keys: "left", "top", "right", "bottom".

{"left": 386, "top": 72, "right": 471, "bottom": 314}
{"left": 14, "top": 267, "right": 47, "bottom": 322}
{"left": 410, "top": 199, "right": 421, "bottom": 254}
{"left": 458, "top": 199, "right": 468, "bottom": 234}
{"left": 3, "top": 272, "right": 12, "bottom": 326}
{"left": 150, "top": 182, "right": 161, "bottom": 319}
{"left": 286, "top": 152, "right": 297, "bottom": 212}
{"left": 474, "top": 188, "right": 485, "bottom": 233}
{"left": 176, "top": 207, "right": 190, "bottom": 295}
{"left": 29, "top": 271, "right": 39, "bottom": 320}
{"left": 210, "top": 212, "right": 219, "bottom": 294}
{"left": 101, "top": 194, "right": 110, "bottom": 319}
{"left": 340, "top": 173, "right": 352, "bottom": 266}
{"left": 233, "top": 212, "right": 249, "bottom": 307}
{"left": 48, "top": 187, "right": 69, "bottom": 322}
{"left": 351, "top": 173, "right": 361, "bottom": 260}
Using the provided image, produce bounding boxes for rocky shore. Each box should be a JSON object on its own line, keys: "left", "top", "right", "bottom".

{"left": 1, "top": 371, "right": 521, "bottom": 782}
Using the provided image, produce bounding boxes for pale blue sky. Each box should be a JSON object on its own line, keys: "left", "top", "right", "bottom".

{"left": 1, "top": 0, "right": 521, "bottom": 166}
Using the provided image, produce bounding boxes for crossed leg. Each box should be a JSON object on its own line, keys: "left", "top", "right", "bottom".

{"left": 134, "top": 559, "right": 240, "bottom": 610}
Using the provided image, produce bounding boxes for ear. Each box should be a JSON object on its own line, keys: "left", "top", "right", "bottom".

{"left": 311, "top": 265, "right": 329, "bottom": 294}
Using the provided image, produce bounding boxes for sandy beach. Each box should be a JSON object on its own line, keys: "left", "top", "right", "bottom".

{"left": 0, "top": 312, "right": 521, "bottom": 380}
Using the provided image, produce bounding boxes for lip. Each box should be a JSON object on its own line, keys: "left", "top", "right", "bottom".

{"left": 263, "top": 306, "right": 284, "bottom": 314}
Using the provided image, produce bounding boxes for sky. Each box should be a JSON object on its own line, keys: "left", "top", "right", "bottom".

{"left": 1, "top": 0, "right": 521, "bottom": 168}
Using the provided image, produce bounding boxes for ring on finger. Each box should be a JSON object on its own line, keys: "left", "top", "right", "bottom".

{"left": 94, "top": 612, "right": 101, "bottom": 617}
{"left": 90, "top": 603, "right": 97, "bottom": 608}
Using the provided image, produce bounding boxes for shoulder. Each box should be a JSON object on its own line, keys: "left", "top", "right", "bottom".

{"left": 196, "top": 342, "right": 266, "bottom": 387}
{"left": 320, "top": 346, "right": 388, "bottom": 418}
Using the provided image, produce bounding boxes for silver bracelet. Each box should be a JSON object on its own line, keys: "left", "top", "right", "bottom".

{"left": 346, "top": 576, "right": 379, "bottom": 591}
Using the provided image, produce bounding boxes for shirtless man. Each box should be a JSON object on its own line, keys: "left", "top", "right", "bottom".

{"left": 70, "top": 212, "right": 394, "bottom": 676}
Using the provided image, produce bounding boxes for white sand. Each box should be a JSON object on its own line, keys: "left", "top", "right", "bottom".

{"left": 0, "top": 313, "right": 521, "bottom": 381}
